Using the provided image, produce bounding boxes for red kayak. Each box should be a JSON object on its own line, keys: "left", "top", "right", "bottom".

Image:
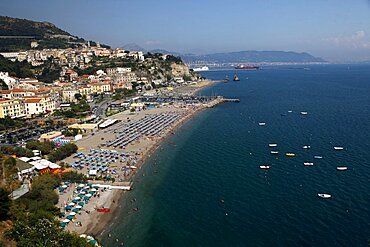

{"left": 97, "top": 208, "right": 110, "bottom": 213}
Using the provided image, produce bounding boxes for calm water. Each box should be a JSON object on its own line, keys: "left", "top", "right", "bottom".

{"left": 102, "top": 65, "right": 370, "bottom": 247}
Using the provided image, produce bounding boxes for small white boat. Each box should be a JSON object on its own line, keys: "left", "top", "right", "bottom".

{"left": 288, "top": 110, "right": 293, "bottom": 113}
{"left": 259, "top": 165, "right": 270, "bottom": 169}
{"left": 303, "top": 145, "right": 311, "bottom": 149}
{"left": 334, "top": 146, "right": 344, "bottom": 150}
{"left": 304, "top": 162, "right": 314, "bottom": 166}
{"left": 268, "top": 143, "right": 277, "bottom": 147}
{"left": 270, "top": 151, "right": 279, "bottom": 154}
{"left": 318, "top": 193, "right": 332, "bottom": 199}
{"left": 258, "top": 122, "right": 266, "bottom": 126}
{"left": 337, "top": 166, "right": 348, "bottom": 171}
{"left": 314, "top": 156, "right": 323, "bottom": 159}
{"left": 300, "top": 112, "right": 308, "bottom": 115}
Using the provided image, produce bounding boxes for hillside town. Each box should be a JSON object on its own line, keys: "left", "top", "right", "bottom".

{"left": 0, "top": 43, "right": 197, "bottom": 119}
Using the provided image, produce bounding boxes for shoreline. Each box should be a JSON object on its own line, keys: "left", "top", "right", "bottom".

{"left": 67, "top": 80, "right": 219, "bottom": 239}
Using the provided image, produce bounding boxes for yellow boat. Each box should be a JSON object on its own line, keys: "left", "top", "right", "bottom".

{"left": 285, "top": 153, "right": 296, "bottom": 157}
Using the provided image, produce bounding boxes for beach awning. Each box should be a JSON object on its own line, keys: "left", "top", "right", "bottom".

{"left": 72, "top": 208, "right": 80, "bottom": 213}
{"left": 66, "top": 215, "right": 74, "bottom": 220}
{"left": 74, "top": 196, "right": 81, "bottom": 200}
{"left": 76, "top": 205, "right": 82, "bottom": 209}
{"left": 62, "top": 219, "right": 70, "bottom": 223}
{"left": 68, "top": 202, "right": 75, "bottom": 206}
{"left": 91, "top": 188, "right": 97, "bottom": 192}
{"left": 78, "top": 202, "right": 85, "bottom": 206}
{"left": 72, "top": 199, "right": 79, "bottom": 203}
{"left": 86, "top": 194, "right": 92, "bottom": 197}
{"left": 69, "top": 212, "right": 76, "bottom": 216}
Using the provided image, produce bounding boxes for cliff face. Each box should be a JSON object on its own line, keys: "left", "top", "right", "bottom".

{"left": 171, "top": 63, "right": 191, "bottom": 77}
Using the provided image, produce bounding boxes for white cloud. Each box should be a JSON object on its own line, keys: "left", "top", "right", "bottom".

{"left": 323, "top": 31, "right": 370, "bottom": 49}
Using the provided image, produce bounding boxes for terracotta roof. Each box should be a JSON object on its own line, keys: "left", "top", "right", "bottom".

{"left": 0, "top": 90, "right": 11, "bottom": 94}
{"left": 11, "top": 88, "right": 26, "bottom": 93}
{"left": 24, "top": 98, "right": 42, "bottom": 103}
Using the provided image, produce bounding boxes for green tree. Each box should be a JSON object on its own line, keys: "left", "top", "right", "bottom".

{"left": 0, "top": 79, "right": 8, "bottom": 90}
{"left": 0, "top": 188, "right": 11, "bottom": 220}
{"left": 26, "top": 140, "right": 55, "bottom": 155}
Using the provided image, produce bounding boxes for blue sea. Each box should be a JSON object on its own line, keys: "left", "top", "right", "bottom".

{"left": 102, "top": 64, "right": 370, "bottom": 247}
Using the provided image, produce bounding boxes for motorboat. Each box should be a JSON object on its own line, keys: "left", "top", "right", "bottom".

{"left": 285, "top": 153, "right": 296, "bottom": 157}
{"left": 304, "top": 162, "right": 314, "bottom": 166}
{"left": 269, "top": 143, "right": 277, "bottom": 147}
{"left": 314, "top": 156, "right": 323, "bottom": 159}
{"left": 334, "top": 146, "right": 344, "bottom": 150}
{"left": 259, "top": 165, "right": 270, "bottom": 169}
{"left": 318, "top": 193, "right": 332, "bottom": 199}
{"left": 288, "top": 110, "right": 293, "bottom": 113}
{"left": 270, "top": 151, "right": 279, "bottom": 154}
{"left": 337, "top": 166, "right": 348, "bottom": 171}
{"left": 303, "top": 145, "right": 311, "bottom": 149}
{"left": 258, "top": 122, "right": 266, "bottom": 126}
{"left": 301, "top": 111, "right": 308, "bottom": 115}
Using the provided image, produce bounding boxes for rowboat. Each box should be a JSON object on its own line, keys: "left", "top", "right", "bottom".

{"left": 285, "top": 153, "right": 296, "bottom": 157}
{"left": 259, "top": 165, "right": 270, "bottom": 169}
{"left": 318, "top": 194, "right": 331, "bottom": 199}
{"left": 304, "top": 162, "right": 314, "bottom": 166}
{"left": 337, "top": 166, "right": 348, "bottom": 171}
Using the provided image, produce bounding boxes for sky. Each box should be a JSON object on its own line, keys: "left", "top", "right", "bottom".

{"left": 1, "top": 0, "right": 370, "bottom": 62}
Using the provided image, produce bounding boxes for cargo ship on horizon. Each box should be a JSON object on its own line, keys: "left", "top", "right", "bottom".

{"left": 235, "top": 65, "right": 260, "bottom": 70}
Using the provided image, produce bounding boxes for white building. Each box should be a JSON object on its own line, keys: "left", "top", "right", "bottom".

{"left": 24, "top": 97, "right": 56, "bottom": 117}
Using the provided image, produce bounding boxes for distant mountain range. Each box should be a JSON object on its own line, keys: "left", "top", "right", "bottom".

{"left": 181, "top": 50, "right": 326, "bottom": 63}
{"left": 0, "top": 16, "right": 108, "bottom": 51}
{"left": 120, "top": 44, "right": 326, "bottom": 64}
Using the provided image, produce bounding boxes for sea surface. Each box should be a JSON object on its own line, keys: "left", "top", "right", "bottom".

{"left": 102, "top": 64, "right": 370, "bottom": 247}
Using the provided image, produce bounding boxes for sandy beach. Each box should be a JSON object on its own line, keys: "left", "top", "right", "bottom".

{"left": 59, "top": 80, "right": 220, "bottom": 239}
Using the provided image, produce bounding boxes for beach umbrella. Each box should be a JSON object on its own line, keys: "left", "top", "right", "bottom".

{"left": 76, "top": 205, "right": 82, "bottom": 209}
{"left": 78, "top": 193, "right": 84, "bottom": 197}
{"left": 65, "top": 205, "right": 72, "bottom": 210}
{"left": 93, "top": 185, "right": 99, "bottom": 189}
{"left": 88, "top": 191, "right": 95, "bottom": 195}
{"left": 72, "top": 208, "right": 79, "bottom": 213}
{"left": 78, "top": 202, "right": 85, "bottom": 206}
{"left": 62, "top": 219, "right": 70, "bottom": 223}
{"left": 69, "top": 212, "right": 76, "bottom": 216}
{"left": 66, "top": 215, "right": 74, "bottom": 220}
{"left": 72, "top": 199, "right": 79, "bottom": 203}
{"left": 68, "top": 202, "right": 75, "bottom": 206}
{"left": 87, "top": 183, "right": 92, "bottom": 186}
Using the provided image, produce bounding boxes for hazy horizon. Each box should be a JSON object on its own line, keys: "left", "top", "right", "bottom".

{"left": 1, "top": 0, "right": 370, "bottom": 62}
